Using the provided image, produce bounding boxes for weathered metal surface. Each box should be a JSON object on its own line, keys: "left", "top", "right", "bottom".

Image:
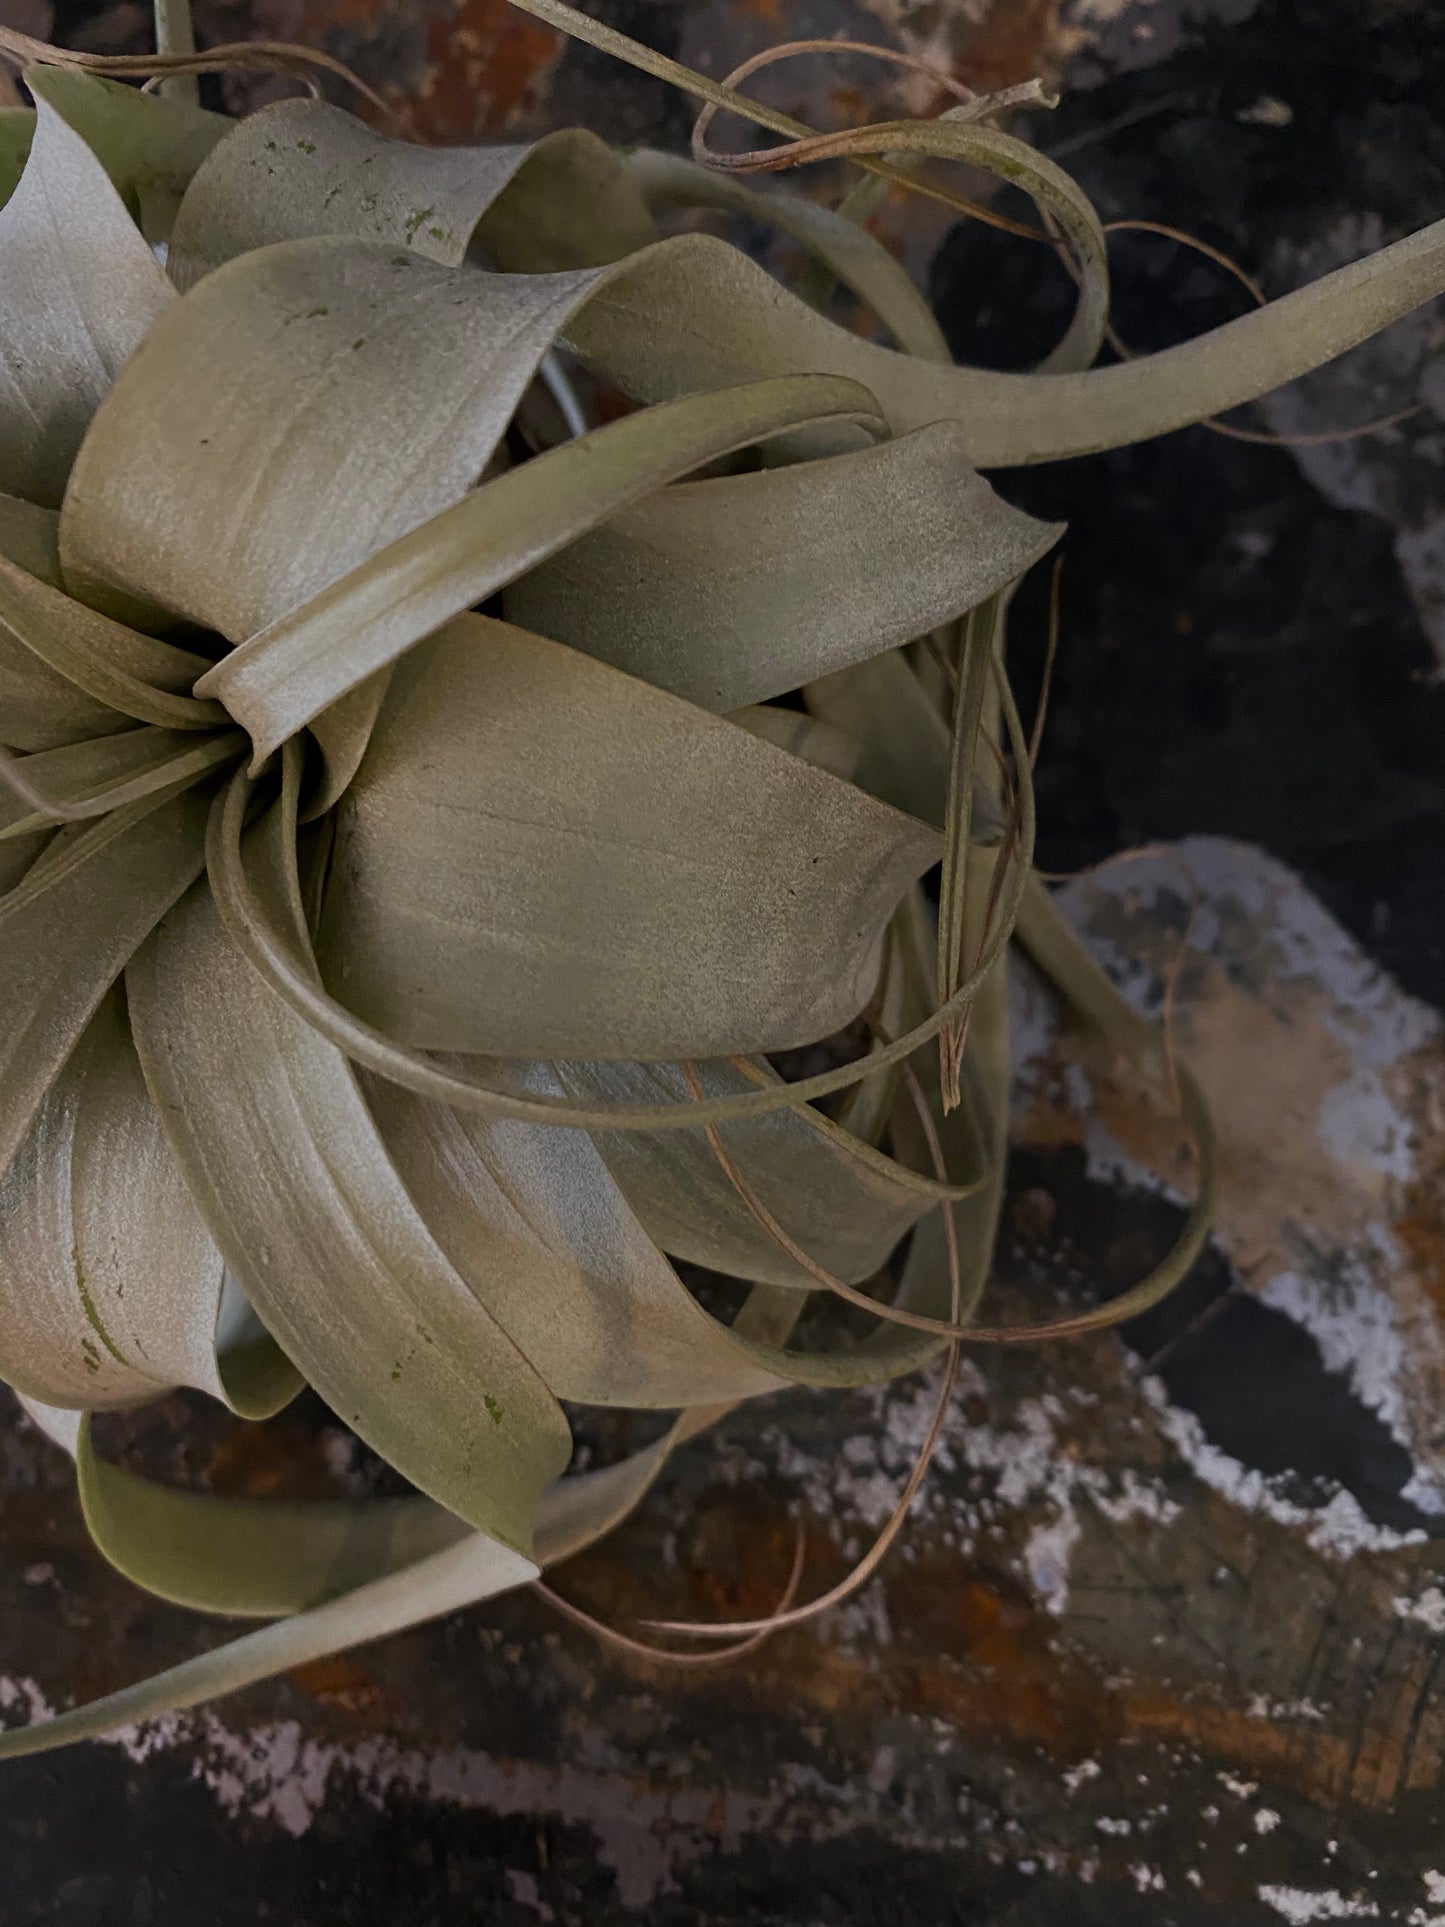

{"left": 5, "top": 0, "right": 1445, "bottom": 1920}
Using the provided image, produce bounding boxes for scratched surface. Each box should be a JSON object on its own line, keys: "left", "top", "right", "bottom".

{"left": 5, "top": 0, "right": 1445, "bottom": 1921}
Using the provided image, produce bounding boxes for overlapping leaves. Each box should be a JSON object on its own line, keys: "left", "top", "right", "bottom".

{"left": 0, "top": 35, "right": 1435, "bottom": 1756}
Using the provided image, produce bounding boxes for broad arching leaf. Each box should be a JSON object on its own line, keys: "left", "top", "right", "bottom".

{"left": 75, "top": 1417, "right": 467, "bottom": 1617}
{"left": 506, "top": 421, "right": 1059, "bottom": 710}
{"left": 26, "top": 67, "right": 227, "bottom": 246}
{"left": 727, "top": 705, "right": 859, "bottom": 780}
{"left": 168, "top": 98, "right": 653, "bottom": 288}
{"left": 806, "top": 649, "right": 953, "bottom": 828}
{"left": 0, "top": 728, "right": 243, "bottom": 841}
{"left": 0, "top": 92, "right": 172, "bottom": 507}
{"left": 0, "top": 106, "right": 32, "bottom": 210}
{"left": 0, "top": 1518, "right": 536, "bottom": 1758}
{"left": 0, "top": 991, "right": 295, "bottom": 1415}
{"left": 0, "top": 492, "right": 60, "bottom": 586}
{"left": 0, "top": 782, "right": 211, "bottom": 1181}
{"left": 199, "top": 373, "right": 888, "bottom": 764}
{"left": 0, "top": 1415, "right": 688, "bottom": 1755}
{"left": 59, "top": 235, "right": 606, "bottom": 641}
{"left": 628, "top": 146, "right": 949, "bottom": 361}
{"left": 369, "top": 1058, "right": 965, "bottom": 1399}
{"left": 561, "top": 224, "right": 1445, "bottom": 466}
{"left": 316, "top": 614, "right": 940, "bottom": 1061}
{"left": 127, "top": 770, "right": 573, "bottom": 1554}
{"left": 366, "top": 1073, "right": 794, "bottom": 1407}
{"left": 0, "top": 552, "right": 222, "bottom": 736}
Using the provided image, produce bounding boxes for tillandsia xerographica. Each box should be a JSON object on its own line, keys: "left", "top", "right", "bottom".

{"left": 0, "top": 0, "right": 1437, "bottom": 1756}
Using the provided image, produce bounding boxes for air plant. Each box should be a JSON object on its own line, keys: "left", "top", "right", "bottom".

{"left": 0, "top": 0, "right": 1436, "bottom": 1757}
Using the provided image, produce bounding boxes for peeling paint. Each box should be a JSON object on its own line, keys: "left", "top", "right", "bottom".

{"left": 1015, "top": 837, "right": 1445, "bottom": 1503}
{"left": 1258, "top": 1888, "right": 1381, "bottom": 1924}
{"left": 1393, "top": 1585, "right": 1445, "bottom": 1633}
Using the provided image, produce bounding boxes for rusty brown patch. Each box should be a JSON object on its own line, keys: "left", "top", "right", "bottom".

{"left": 857, "top": 0, "right": 1086, "bottom": 99}
{"left": 1390, "top": 1037, "right": 1445, "bottom": 1320}
{"left": 204, "top": 1418, "right": 352, "bottom": 1501}
{"left": 1393, "top": 1197, "right": 1445, "bottom": 1320}
{"left": 407, "top": 0, "right": 562, "bottom": 139}
{"left": 683, "top": 1506, "right": 814, "bottom": 1622}
{"left": 553, "top": 1511, "right": 1367, "bottom": 1807}
{"left": 955, "top": 0, "right": 1070, "bottom": 91}
{"left": 827, "top": 83, "right": 871, "bottom": 129}
{"left": 886, "top": 1561, "right": 1115, "bottom": 1756}
{"left": 288, "top": 1653, "right": 405, "bottom": 1720}
{"left": 543, "top": 1494, "right": 809, "bottom": 1642}
{"left": 283, "top": 0, "right": 563, "bottom": 140}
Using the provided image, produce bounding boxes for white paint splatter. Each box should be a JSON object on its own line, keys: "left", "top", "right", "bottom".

{"left": 0, "top": 1673, "right": 52, "bottom": 1726}
{"left": 1258, "top": 1887, "right": 1380, "bottom": 1923}
{"left": 0, "top": 1684, "right": 782, "bottom": 1908}
{"left": 505, "top": 1870, "right": 554, "bottom": 1921}
{"left": 1218, "top": 1770, "right": 1259, "bottom": 1799}
{"left": 1394, "top": 1587, "right": 1445, "bottom": 1634}
{"left": 1144, "top": 1377, "right": 1426, "bottom": 1559}
{"left": 1024, "top": 1508, "right": 1082, "bottom": 1617}
{"left": 1247, "top": 1694, "right": 1327, "bottom": 1722}
{"left": 764, "top": 1370, "right": 1183, "bottom": 1621}
{"left": 1258, "top": 1264, "right": 1416, "bottom": 1452}
{"left": 1015, "top": 840, "right": 1445, "bottom": 1500}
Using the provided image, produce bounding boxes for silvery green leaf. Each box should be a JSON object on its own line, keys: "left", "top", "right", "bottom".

{"left": 316, "top": 615, "right": 940, "bottom": 1061}
{"left": 169, "top": 98, "right": 653, "bottom": 288}
{"left": 127, "top": 766, "right": 573, "bottom": 1553}
{"left": 505, "top": 422, "right": 1059, "bottom": 711}
{"left": 60, "top": 236, "right": 609, "bottom": 641}
{"left": 200, "top": 371, "right": 886, "bottom": 767}
{"left": 0, "top": 93, "right": 172, "bottom": 507}
{"left": 0, "top": 783, "right": 210, "bottom": 1182}
{"left": 559, "top": 1054, "right": 968, "bottom": 1291}
{"left": 0, "top": 991, "right": 295, "bottom": 1415}
{"left": 628, "top": 146, "right": 948, "bottom": 360}
{"left": 26, "top": 67, "right": 227, "bottom": 247}
{"left": 0, "top": 491, "right": 61, "bottom": 587}
{"left": 563, "top": 224, "right": 1445, "bottom": 466}
{"left": 0, "top": 552, "right": 221, "bottom": 742}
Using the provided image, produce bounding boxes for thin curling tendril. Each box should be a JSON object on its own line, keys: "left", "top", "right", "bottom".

{"left": 534, "top": 1515, "right": 807, "bottom": 1667}
{"left": 699, "top": 39, "right": 1053, "bottom": 242}
{"left": 1036, "top": 842, "right": 1202, "bottom": 1112}
{"left": 501, "top": 0, "right": 1068, "bottom": 241}
{"left": 1099, "top": 218, "right": 1419, "bottom": 446}
{"left": 677, "top": 20, "right": 1420, "bottom": 446}
{"left": 0, "top": 25, "right": 400, "bottom": 129}
{"left": 641, "top": 1057, "right": 967, "bottom": 1642}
